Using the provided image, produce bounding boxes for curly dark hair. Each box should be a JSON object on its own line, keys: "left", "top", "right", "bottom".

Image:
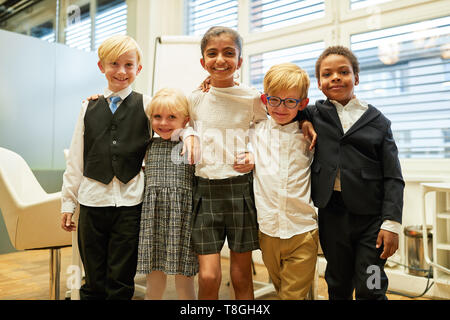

{"left": 315, "top": 45, "right": 360, "bottom": 80}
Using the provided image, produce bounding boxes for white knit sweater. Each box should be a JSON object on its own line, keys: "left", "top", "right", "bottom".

{"left": 188, "top": 84, "right": 268, "bottom": 179}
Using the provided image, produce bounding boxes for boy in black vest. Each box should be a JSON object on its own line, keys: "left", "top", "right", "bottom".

{"left": 61, "top": 35, "right": 151, "bottom": 300}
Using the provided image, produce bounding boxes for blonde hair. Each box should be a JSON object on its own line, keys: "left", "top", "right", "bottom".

{"left": 263, "top": 63, "right": 310, "bottom": 99}
{"left": 98, "top": 34, "right": 143, "bottom": 64}
{"left": 146, "top": 88, "right": 189, "bottom": 119}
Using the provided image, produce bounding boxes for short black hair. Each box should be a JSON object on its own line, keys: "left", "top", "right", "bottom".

{"left": 315, "top": 45, "right": 360, "bottom": 79}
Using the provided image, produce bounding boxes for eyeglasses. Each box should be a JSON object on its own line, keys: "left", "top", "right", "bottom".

{"left": 265, "top": 95, "right": 302, "bottom": 109}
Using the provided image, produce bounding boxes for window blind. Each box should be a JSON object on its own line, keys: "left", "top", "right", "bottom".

{"left": 185, "top": 0, "right": 238, "bottom": 36}
{"left": 65, "top": 0, "right": 127, "bottom": 52}
{"left": 351, "top": 16, "right": 450, "bottom": 158}
{"left": 64, "top": 5, "right": 91, "bottom": 52}
{"left": 250, "top": 0, "right": 325, "bottom": 32}
{"left": 249, "top": 41, "right": 325, "bottom": 102}
{"left": 94, "top": 1, "right": 127, "bottom": 50}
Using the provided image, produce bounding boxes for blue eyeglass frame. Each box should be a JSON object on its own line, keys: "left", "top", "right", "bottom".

{"left": 265, "top": 95, "right": 302, "bottom": 109}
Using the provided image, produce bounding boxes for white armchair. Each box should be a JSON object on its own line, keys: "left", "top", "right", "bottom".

{"left": 0, "top": 147, "right": 71, "bottom": 299}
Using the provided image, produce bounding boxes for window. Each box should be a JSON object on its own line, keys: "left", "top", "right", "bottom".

{"left": 65, "top": 3, "right": 92, "bottom": 52}
{"left": 350, "top": 0, "right": 392, "bottom": 10}
{"left": 185, "top": 0, "right": 238, "bottom": 36}
{"left": 351, "top": 16, "right": 450, "bottom": 158}
{"left": 0, "top": 0, "right": 57, "bottom": 43}
{"left": 250, "top": 0, "right": 325, "bottom": 33}
{"left": 65, "top": 0, "right": 127, "bottom": 52}
{"left": 249, "top": 42, "right": 325, "bottom": 101}
{"left": 0, "top": 0, "right": 127, "bottom": 50}
{"left": 32, "top": 21, "right": 56, "bottom": 43}
{"left": 94, "top": 0, "right": 127, "bottom": 50}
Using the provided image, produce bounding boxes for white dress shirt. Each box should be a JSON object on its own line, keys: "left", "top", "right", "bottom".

{"left": 251, "top": 117, "right": 318, "bottom": 239}
{"left": 61, "top": 86, "right": 151, "bottom": 214}
{"left": 330, "top": 98, "right": 401, "bottom": 235}
{"left": 188, "top": 84, "right": 268, "bottom": 179}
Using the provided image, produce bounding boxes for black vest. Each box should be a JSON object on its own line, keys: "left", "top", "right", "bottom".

{"left": 83, "top": 92, "right": 150, "bottom": 184}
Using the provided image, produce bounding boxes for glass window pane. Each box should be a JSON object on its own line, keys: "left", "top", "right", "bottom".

{"left": 64, "top": 2, "right": 91, "bottom": 52}
{"left": 95, "top": 0, "right": 127, "bottom": 50}
{"left": 185, "top": 0, "right": 238, "bottom": 36}
{"left": 0, "top": 0, "right": 56, "bottom": 43}
{"left": 249, "top": 41, "right": 325, "bottom": 103}
{"left": 250, "top": 0, "right": 325, "bottom": 33}
{"left": 351, "top": 16, "right": 450, "bottom": 158}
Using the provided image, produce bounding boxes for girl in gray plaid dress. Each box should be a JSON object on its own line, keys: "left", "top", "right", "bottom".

{"left": 137, "top": 88, "right": 198, "bottom": 300}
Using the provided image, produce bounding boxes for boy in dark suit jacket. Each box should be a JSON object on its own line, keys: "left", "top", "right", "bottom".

{"left": 300, "top": 46, "right": 404, "bottom": 300}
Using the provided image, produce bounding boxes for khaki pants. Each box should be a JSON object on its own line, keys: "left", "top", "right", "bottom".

{"left": 259, "top": 229, "right": 319, "bottom": 300}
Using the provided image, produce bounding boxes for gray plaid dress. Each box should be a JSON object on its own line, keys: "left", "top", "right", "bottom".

{"left": 137, "top": 138, "right": 198, "bottom": 276}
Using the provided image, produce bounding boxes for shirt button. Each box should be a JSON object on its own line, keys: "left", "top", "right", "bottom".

{"left": 112, "top": 140, "right": 117, "bottom": 145}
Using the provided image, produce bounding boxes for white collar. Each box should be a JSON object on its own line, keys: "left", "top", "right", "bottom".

{"left": 330, "top": 98, "right": 368, "bottom": 110}
{"left": 268, "top": 116, "right": 300, "bottom": 132}
{"left": 104, "top": 86, "right": 132, "bottom": 101}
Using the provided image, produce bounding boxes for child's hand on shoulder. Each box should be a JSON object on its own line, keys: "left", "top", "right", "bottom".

{"left": 233, "top": 152, "right": 254, "bottom": 173}
{"left": 199, "top": 76, "right": 211, "bottom": 92}
{"left": 84, "top": 94, "right": 102, "bottom": 102}
{"left": 198, "top": 76, "right": 240, "bottom": 92}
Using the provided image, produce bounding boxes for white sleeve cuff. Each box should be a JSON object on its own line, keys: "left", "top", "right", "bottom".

{"left": 176, "top": 126, "right": 199, "bottom": 141}
{"left": 61, "top": 201, "right": 77, "bottom": 214}
{"left": 380, "top": 220, "right": 402, "bottom": 235}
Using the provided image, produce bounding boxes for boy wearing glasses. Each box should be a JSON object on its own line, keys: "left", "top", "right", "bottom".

{"left": 250, "top": 63, "right": 318, "bottom": 300}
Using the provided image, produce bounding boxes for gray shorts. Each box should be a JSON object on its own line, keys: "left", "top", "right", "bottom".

{"left": 191, "top": 173, "right": 259, "bottom": 255}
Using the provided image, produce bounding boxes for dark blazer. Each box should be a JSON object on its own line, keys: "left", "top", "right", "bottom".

{"left": 302, "top": 99, "right": 404, "bottom": 223}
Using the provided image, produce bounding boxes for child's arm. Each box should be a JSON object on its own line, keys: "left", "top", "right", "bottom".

{"left": 296, "top": 105, "right": 317, "bottom": 150}
{"left": 179, "top": 94, "right": 201, "bottom": 165}
{"left": 180, "top": 128, "right": 201, "bottom": 165}
{"left": 376, "top": 122, "right": 405, "bottom": 259}
{"left": 61, "top": 102, "right": 87, "bottom": 232}
{"left": 301, "top": 120, "right": 317, "bottom": 150}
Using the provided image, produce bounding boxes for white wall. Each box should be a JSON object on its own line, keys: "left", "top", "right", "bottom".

{"left": 0, "top": 29, "right": 106, "bottom": 170}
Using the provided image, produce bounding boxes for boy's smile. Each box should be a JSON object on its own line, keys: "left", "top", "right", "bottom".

{"left": 318, "top": 54, "right": 359, "bottom": 106}
{"left": 266, "top": 88, "right": 308, "bottom": 125}
{"left": 98, "top": 50, "right": 142, "bottom": 93}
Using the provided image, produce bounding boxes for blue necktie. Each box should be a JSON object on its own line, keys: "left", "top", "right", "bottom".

{"left": 110, "top": 96, "right": 121, "bottom": 114}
